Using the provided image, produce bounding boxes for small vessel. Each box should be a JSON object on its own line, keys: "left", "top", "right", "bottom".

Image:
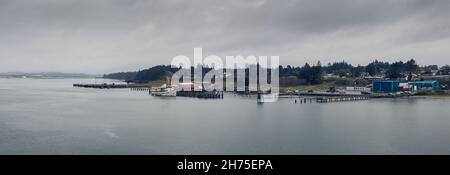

{"left": 150, "top": 84, "right": 176, "bottom": 97}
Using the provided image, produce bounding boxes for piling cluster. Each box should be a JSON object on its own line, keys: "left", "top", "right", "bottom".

{"left": 316, "top": 96, "right": 370, "bottom": 103}
{"left": 176, "top": 91, "right": 224, "bottom": 99}
{"left": 294, "top": 98, "right": 314, "bottom": 104}
{"left": 130, "top": 88, "right": 149, "bottom": 91}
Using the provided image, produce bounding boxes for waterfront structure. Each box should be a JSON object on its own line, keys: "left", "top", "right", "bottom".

{"left": 73, "top": 83, "right": 128, "bottom": 89}
{"left": 399, "top": 82, "right": 410, "bottom": 91}
{"left": 346, "top": 86, "right": 371, "bottom": 92}
{"left": 150, "top": 84, "right": 176, "bottom": 97}
{"left": 409, "top": 80, "right": 439, "bottom": 91}
{"left": 372, "top": 80, "right": 400, "bottom": 93}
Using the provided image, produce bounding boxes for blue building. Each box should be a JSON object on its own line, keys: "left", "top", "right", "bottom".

{"left": 372, "top": 80, "right": 400, "bottom": 93}
{"left": 409, "top": 80, "right": 439, "bottom": 91}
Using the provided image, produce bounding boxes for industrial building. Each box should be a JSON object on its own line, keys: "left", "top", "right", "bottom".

{"left": 409, "top": 80, "right": 439, "bottom": 91}
{"left": 372, "top": 80, "right": 400, "bottom": 93}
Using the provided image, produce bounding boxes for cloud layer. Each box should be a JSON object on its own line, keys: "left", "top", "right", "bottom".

{"left": 1, "top": 0, "right": 450, "bottom": 73}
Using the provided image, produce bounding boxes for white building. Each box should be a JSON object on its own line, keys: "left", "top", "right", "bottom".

{"left": 346, "top": 86, "right": 371, "bottom": 92}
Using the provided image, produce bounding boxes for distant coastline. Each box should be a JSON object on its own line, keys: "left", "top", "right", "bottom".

{"left": 0, "top": 72, "right": 99, "bottom": 79}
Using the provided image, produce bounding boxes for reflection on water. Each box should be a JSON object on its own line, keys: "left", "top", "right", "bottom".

{"left": 1, "top": 78, "right": 450, "bottom": 155}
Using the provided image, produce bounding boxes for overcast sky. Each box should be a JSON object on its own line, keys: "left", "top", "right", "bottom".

{"left": 1, "top": 0, "right": 450, "bottom": 74}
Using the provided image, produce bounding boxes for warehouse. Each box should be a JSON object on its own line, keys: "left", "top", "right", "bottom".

{"left": 409, "top": 80, "right": 439, "bottom": 91}
{"left": 372, "top": 80, "right": 400, "bottom": 93}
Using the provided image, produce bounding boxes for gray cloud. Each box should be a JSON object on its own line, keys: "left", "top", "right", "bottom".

{"left": 0, "top": 0, "right": 450, "bottom": 74}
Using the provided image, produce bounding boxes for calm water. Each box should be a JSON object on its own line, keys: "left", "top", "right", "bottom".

{"left": 1, "top": 78, "right": 450, "bottom": 155}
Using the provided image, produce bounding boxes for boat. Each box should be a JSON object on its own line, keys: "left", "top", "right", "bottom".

{"left": 150, "top": 84, "right": 176, "bottom": 97}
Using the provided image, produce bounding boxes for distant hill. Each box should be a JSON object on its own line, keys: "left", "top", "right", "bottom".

{"left": 0, "top": 72, "right": 97, "bottom": 78}
{"left": 103, "top": 65, "right": 179, "bottom": 83}
{"left": 103, "top": 71, "right": 138, "bottom": 82}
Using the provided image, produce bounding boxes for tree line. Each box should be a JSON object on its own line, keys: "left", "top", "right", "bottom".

{"left": 104, "top": 59, "right": 449, "bottom": 85}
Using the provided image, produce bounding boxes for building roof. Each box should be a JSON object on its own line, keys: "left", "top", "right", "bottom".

{"left": 409, "top": 80, "right": 438, "bottom": 84}
{"left": 373, "top": 80, "right": 400, "bottom": 83}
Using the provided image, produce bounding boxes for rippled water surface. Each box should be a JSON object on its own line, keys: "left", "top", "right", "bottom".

{"left": 1, "top": 78, "right": 450, "bottom": 154}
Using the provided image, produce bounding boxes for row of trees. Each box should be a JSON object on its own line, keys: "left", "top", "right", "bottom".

{"left": 279, "top": 62, "right": 323, "bottom": 85}
{"left": 103, "top": 65, "right": 179, "bottom": 83}
{"left": 103, "top": 71, "right": 137, "bottom": 82}
{"left": 279, "top": 59, "right": 421, "bottom": 82}
{"left": 440, "top": 65, "right": 450, "bottom": 75}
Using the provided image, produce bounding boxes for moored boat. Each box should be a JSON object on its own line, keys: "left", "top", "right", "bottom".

{"left": 150, "top": 84, "right": 176, "bottom": 97}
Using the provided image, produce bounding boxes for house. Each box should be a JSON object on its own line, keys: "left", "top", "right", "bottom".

{"left": 363, "top": 75, "right": 384, "bottom": 81}
{"left": 409, "top": 80, "right": 439, "bottom": 91}
{"left": 372, "top": 80, "right": 400, "bottom": 93}
{"left": 323, "top": 74, "right": 341, "bottom": 79}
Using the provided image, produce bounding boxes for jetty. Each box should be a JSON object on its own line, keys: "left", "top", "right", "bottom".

{"left": 316, "top": 96, "right": 370, "bottom": 103}
{"left": 130, "top": 87, "right": 150, "bottom": 91}
{"left": 73, "top": 83, "right": 128, "bottom": 89}
{"left": 73, "top": 83, "right": 152, "bottom": 89}
{"left": 298, "top": 91, "right": 357, "bottom": 96}
{"left": 176, "top": 91, "right": 224, "bottom": 99}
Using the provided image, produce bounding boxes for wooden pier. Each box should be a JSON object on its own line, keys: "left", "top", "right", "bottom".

{"left": 293, "top": 97, "right": 315, "bottom": 104}
{"left": 73, "top": 83, "right": 128, "bottom": 89}
{"left": 130, "top": 87, "right": 150, "bottom": 92}
{"left": 316, "top": 96, "right": 370, "bottom": 103}
{"left": 176, "top": 91, "right": 224, "bottom": 99}
{"left": 73, "top": 83, "right": 152, "bottom": 89}
{"left": 298, "top": 91, "right": 354, "bottom": 96}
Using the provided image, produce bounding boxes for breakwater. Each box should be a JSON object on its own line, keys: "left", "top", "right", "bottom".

{"left": 176, "top": 91, "right": 224, "bottom": 99}
{"left": 316, "top": 96, "right": 370, "bottom": 103}
{"left": 73, "top": 83, "right": 128, "bottom": 89}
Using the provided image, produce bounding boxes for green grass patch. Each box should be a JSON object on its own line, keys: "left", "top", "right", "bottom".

{"left": 280, "top": 82, "right": 345, "bottom": 93}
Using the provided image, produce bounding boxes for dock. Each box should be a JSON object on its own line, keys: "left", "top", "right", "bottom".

{"left": 298, "top": 91, "right": 356, "bottom": 96}
{"left": 130, "top": 87, "right": 150, "bottom": 91}
{"left": 316, "top": 96, "right": 370, "bottom": 103}
{"left": 73, "top": 83, "right": 152, "bottom": 89}
{"left": 176, "top": 91, "right": 224, "bottom": 99}
{"left": 73, "top": 83, "right": 128, "bottom": 89}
